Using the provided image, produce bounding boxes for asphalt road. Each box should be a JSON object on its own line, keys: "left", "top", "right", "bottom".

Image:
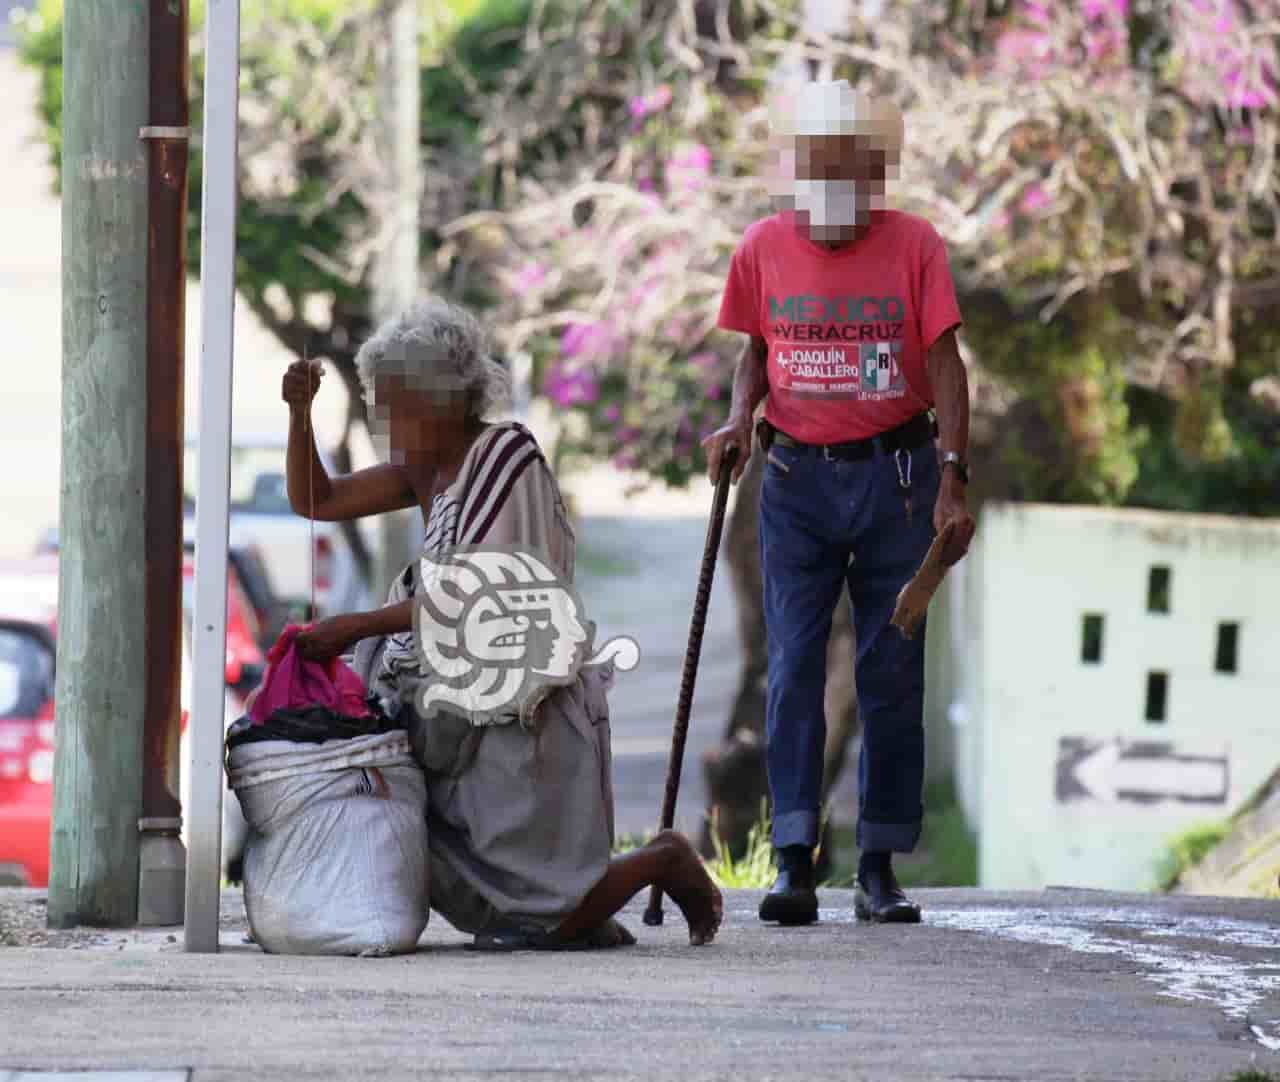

{"left": 574, "top": 513, "right": 742, "bottom": 842}
{"left": 1, "top": 886, "right": 1277, "bottom": 1081}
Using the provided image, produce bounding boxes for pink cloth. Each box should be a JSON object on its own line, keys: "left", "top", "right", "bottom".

{"left": 247, "top": 623, "right": 373, "bottom": 724}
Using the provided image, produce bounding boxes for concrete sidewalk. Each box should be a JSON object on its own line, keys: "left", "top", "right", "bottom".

{"left": 1, "top": 887, "right": 1277, "bottom": 1081}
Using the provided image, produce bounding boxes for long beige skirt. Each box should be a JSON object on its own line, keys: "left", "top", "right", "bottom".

{"left": 405, "top": 663, "right": 617, "bottom": 936}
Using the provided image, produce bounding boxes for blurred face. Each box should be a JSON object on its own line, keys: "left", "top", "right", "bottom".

{"left": 787, "top": 133, "right": 889, "bottom": 243}
{"left": 369, "top": 372, "right": 469, "bottom": 467}
{"left": 794, "top": 133, "right": 887, "bottom": 185}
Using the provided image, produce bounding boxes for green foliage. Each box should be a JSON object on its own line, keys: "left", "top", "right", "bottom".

{"left": 19, "top": 0, "right": 1280, "bottom": 516}
{"left": 421, "top": 0, "right": 538, "bottom": 143}
{"left": 824, "top": 779, "right": 978, "bottom": 889}
{"left": 896, "top": 779, "right": 980, "bottom": 890}
{"left": 14, "top": 1, "right": 64, "bottom": 189}
{"left": 1155, "top": 820, "right": 1231, "bottom": 891}
{"left": 705, "top": 802, "right": 778, "bottom": 890}
{"left": 964, "top": 298, "right": 1142, "bottom": 504}
{"left": 18, "top": 0, "right": 374, "bottom": 331}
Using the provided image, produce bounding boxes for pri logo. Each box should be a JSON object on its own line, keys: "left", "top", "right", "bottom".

{"left": 860, "top": 340, "right": 901, "bottom": 392}
{"left": 412, "top": 545, "right": 640, "bottom": 723}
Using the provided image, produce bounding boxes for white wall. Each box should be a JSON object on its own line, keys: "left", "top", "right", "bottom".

{"left": 951, "top": 503, "right": 1280, "bottom": 891}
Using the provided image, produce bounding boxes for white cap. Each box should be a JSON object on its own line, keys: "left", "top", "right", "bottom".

{"left": 769, "top": 79, "right": 904, "bottom": 163}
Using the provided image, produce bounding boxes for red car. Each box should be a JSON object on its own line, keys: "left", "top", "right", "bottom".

{"left": 0, "top": 556, "right": 58, "bottom": 888}
{"left": 0, "top": 555, "right": 265, "bottom": 888}
{"left": 181, "top": 555, "right": 267, "bottom": 696}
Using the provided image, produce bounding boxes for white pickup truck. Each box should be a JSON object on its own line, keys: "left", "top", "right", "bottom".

{"left": 183, "top": 437, "right": 373, "bottom": 622}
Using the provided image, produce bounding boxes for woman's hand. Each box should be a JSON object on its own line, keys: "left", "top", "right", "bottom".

{"left": 295, "top": 614, "right": 364, "bottom": 662}
{"left": 282, "top": 359, "right": 324, "bottom": 411}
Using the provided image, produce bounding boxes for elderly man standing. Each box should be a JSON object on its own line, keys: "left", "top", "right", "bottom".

{"left": 704, "top": 80, "right": 975, "bottom": 926}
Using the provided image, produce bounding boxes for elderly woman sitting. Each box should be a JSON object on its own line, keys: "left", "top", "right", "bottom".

{"left": 283, "top": 296, "right": 722, "bottom": 950}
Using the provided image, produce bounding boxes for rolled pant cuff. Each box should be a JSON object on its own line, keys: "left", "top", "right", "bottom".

{"left": 856, "top": 818, "right": 922, "bottom": 854}
{"left": 772, "top": 810, "right": 819, "bottom": 849}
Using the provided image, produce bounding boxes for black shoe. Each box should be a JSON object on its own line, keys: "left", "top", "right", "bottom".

{"left": 854, "top": 862, "right": 922, "bottom": 924}
{"left": 759, "top": 847, "right": 818, "bottom": 926}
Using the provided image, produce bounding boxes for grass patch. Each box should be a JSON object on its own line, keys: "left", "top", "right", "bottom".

{"left": 1155, "top": 819, "right": 1231, "bottom": 890}
{"left": 1225, "top": 1071, "right": 1280, "bottom": 1082}
{"left": 705, "top": 804, "right": 778, "bottom": 889}
{"left": 822, "top": 777, "right": 978, "bottom": 889}
{"left": 612, "top": 831, "right": 653, "bottom": 856}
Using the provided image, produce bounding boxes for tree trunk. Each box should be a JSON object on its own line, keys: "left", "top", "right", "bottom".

{"left": 698, "top": 450, "right": 861, "bottom": 873}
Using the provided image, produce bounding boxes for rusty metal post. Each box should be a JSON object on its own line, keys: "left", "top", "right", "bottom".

{"left": 137, "top": 0, "right": 191, "bottom": 926}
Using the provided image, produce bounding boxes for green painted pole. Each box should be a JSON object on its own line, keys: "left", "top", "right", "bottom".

{"left": 49, "top": 0, "right": 151, "bottom": 929}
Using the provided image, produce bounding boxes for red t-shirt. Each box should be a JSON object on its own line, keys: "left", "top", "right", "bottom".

{"left": 717, "top": 210, "right": 962, "bottom": 443}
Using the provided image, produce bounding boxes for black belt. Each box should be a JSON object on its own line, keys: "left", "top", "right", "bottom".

{"left": 762, "top": 412, "right": 937, "bottom": 461}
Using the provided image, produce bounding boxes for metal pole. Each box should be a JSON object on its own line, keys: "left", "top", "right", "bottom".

{"left": 137, "top": 0, "right": 191, "bottom": 928}
{"left": 184, "top": 0, "right": 240, "bottom": 954}
{"left": 48, "top": 0, "right": 151, "bottom": 930}
{"left": 373, "top": 0, "right": 421, "bottom": 597}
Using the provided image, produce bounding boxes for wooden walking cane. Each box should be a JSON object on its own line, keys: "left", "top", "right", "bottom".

{"left": 643, "top": 444, "right": 740, "bottom": 927}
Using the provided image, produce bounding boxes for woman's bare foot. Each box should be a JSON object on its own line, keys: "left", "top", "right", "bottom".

{"left": 582, "top": 918, "right": 637, "bottom": 949}
{"left": 652, "top": 830, "right": 723, "bottom": 946}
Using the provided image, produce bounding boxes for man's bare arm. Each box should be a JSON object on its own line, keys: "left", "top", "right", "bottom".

{"left": 925, "top": 327, "right": 975, "bottom": 564}
{"left": 705, "top": 334, "right": 770, "bottom": 484}
{"left": 729, "top": 334, "right": 770, "bottom": 425}
{"left": 925, "top": 328, "right": 969, "bottom": 466}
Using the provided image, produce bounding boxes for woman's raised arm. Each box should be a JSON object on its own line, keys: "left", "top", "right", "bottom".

{"left": 283, "top": 359, "right": 417, "bottom": 521}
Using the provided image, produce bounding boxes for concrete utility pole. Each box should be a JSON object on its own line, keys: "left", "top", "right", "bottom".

{"left": 137, "top": 0, "right": 191, "bottom": 926}
{"left": 49, "top": 0, "right": 151, "bottom": 928}
{"left": 372, "top": 0, "right": 422, "bottom": 595}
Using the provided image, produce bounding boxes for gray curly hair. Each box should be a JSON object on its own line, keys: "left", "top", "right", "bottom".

{"left": 355, "top": 296, "right": 512, "bottom": 421}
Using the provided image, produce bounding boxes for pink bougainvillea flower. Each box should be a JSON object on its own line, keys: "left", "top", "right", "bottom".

{"left": 689, "top": 351, "right": 719, "bottom": 370}
{"left": 666, "top": 142, "right": 713, "bottom": 194}
{"left": 1020, "top": 183, "right": 1052, "bottom": 213}
{"left": 1025, "top": 0, "right": 1052, "bottom": 26}
{"left": 638, "top": 177, "right": 656, "bottom": 193}
{"left": 561, "top": 323, "right": 589, "bottom": 358}
{"left": 512, "top": 261, "right": 546, "bottom": 296}
{"left": 1085, "top": 27, "right": 1124, "bottom": 61}
{"left": 603, "top": 404, "right": 621, "bottom": 423}
{"left": 629, "top": 84, "right": 673, "bottom": 125}
{"left": 612, "top": 450, "right": 636, "bottom": 470}
{"left": 571, "top": 370, "right": 599, "bottom": 406}
{"left": 705, "top": 383, "right": 724, "bottom": 401}
{"left": 995, "top": 28, "right": 1054, "bottom": 77}
{"left": 669, "top": 143, "right": 712, "bottom": 174}
{"left": 542, "top": 361, "right": 599, "bottom": 409}
{"left": 560, "top": 321, "right": 614, "bottom": 361}
{"left": 542, "top": 363, "right": 569, "bottom": 405}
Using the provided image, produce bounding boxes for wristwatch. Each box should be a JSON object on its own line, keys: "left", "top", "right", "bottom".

{"left": 940, "top": 451, "right": 969, "bottom": 485}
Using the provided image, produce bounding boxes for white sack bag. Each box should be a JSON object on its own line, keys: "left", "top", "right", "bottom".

{"left": 228, "top": 729, "right": 429, "bottom": 956}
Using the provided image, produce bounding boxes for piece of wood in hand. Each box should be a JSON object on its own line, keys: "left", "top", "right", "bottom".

{"left": 890, "top": 521, "right": 958, "bottom": 639}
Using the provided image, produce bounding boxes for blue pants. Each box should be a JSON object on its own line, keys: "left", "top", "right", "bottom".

{"left": 759, "top": 434, "right": 940, "bottom": 853}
